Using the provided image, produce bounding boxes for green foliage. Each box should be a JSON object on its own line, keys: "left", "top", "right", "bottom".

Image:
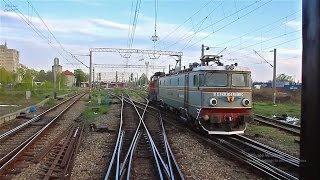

{"left": 253, "top": 102, "right": 300, "bottom": 118}
{"left": 74, "top": 69, "right": 88, "bottom": 87}
{"left": 83, "top": 89, "right": 110, "bottom": 121}
{"left": 83, "top": 105, "right": 109, "bottom": 121}
{"left": 246, "top": 124, "right": 299, "bottom": 155}
{"left": 138, "top": 73, "right": 148, "bottom": 85}
{"left": 44, "top": 98, "right": 57, "bottom": 106}
{"left": 0, "top": 67, "right": 14, "bottom": 83}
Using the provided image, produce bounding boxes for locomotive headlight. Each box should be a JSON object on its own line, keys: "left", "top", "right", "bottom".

{"left": 209, "top": 98, "right": 218, "bottom": 106}
{"left": 242, "top": 98, "right": 250, "bottom": 106}
{"left": 202, "top": 115, "right": 210, "bottom": 121}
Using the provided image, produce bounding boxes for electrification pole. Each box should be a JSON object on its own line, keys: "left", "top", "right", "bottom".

{"left": 93, "top": 67, "right": 95, "bottom": 89}
{"left": 201, "top": 44, "right": 205, "bottom": 58}
{"left": 272, "top": 49, "right": 277, "bottom": 105}
{"left": 89, "top": 51, "right": 92, "bottom": 100}
{"left": 145, "top": 61, "right": 149, "bottom": 81}
{"left": 53, "top": 57, "right": 58, "bottom": 99}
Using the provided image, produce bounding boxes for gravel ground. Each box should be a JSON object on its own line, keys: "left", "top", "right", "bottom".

{"left": 166, "top": 127, "right": 264, "bottom": 180}
{"left": 9, "top": 94, "right": 87, "bottom": 180}
{"left": 71, "top": 98, "right": 120, "bottom": 180}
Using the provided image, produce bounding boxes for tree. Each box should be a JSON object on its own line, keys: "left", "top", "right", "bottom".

{"left": 35, "top": 70, "right": 47, "bottom": 82}
{"left": 74, "top": 69, "right": 88, "bottom": 87}
{"left": 276, "top": 73, "right": 295, "bottom": 83}
{"left": 0, "top": 67, "right": 14, "bottom": 84}
{"left": 138, "top": 73, "right": 148, "bottom": 85}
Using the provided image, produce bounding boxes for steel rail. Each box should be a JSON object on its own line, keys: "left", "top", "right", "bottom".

{"left": 225, "top": 136, "right": 299, "bottom": 167}
{"left": 115, "top": 92, "right": 297, "bottom": 179}
{"left": 159, "top": 112, "right": 185, "bottom": 179}
{"left": 105, "top": 95, "right": 158, "bottom": 179}
{"left": 255, "top": 114, "right": 300, "bottom": 129}
{"left": 162, "top": 116, "right": 298, "bottom": 180}
{"left": 105, "top": 96, "right": 124, "bottom": 179}
{"left": 214, "top": 136, "right": 298, "bottom": 180}
{"left": 128, "top": 97, "right": 165, "bottom": 179}
{"left": 125, "top": 132, "right": 141, "bottom": 180}
{"left": 125, "top": 95, "right": 184, "bottom": 179}
{"left": 0, "top": 93, "right": 85, "bottom": 171}
{"left": 254, "top": 117, "right": 300, "bottom": 135}
{"left": 0, "top": 93, "right": 80, "bottom": 141}
{"left": 254, "top": 114, "right": 300, "bottom": 136}
{"left": 108, "top": 92, "right": 184, "bottom": 179}
{"left": 234, "top": 134, "right": 300, "bottom": 165}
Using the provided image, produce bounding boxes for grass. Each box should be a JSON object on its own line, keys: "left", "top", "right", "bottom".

{"left": 245, "top": 123, "right": 299, "bottom": 156}
{"left": 110, "top": 87, "right": 147, "bottom": 98}
{"left": 83, "top": 89, "right": 111, "bottom": 121}
{"left": 253, "top": 102, "right": 301, "bottom": 118}
{"left": 83, "top": 105, "right": 109, "bottom": 121}
{"left": 0, "top": 88, "right": 79, "bottom": 115}
{"left": 44, "top": 98, "right": 57, "bottom": 106}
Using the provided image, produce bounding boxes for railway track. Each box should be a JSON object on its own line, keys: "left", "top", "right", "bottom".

{"left": 105, "top": 94, "right": 184, "bottom": 179}
{"left": 107, "top": 91, "right": 300, "bottom": 179}
{"left": 0, "top": 93, "right": 85, "bottom": 178}
{"left": 160, "top": 115, "right": 299, "bottom": 180}
{"left": 254, "top": 114, "right": 300, "bottom": 135}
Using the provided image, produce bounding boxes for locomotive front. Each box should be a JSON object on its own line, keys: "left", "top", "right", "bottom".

{"left": 196, "top": 65, "right": 253, "bottom": 134}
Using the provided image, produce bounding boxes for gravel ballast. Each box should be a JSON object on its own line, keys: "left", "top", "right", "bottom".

{"left": 167, "top": 127, "right": 264, "bottom": 180}
{"left": 71, "top": 98, "right": 120, "bottom": 179}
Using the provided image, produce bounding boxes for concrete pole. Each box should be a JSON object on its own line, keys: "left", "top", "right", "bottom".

{"left": 116, "top": 71, "right": 118, "bottom": 82}
{"left": 145, "top": 61, "right": 149, "bottom": 82}
{"left": 272, "top": 49, "right": 277, "bottom": 105}
{"left": 201, "top": 44, "right": 204, "bottom": 58}
{"left": 89, "top": 51, "right": 92, "bottom": 100}
{"left": 53, "top": 58, "right": 57, "bottom": 99}
{"left": 93, "top": 67, "right": 95, "bottom": 89}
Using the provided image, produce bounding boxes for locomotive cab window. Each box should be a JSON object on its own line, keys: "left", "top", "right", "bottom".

{"left": 232, "top": 73, "right": 249, "bottom": 87}
{"left": 193, "top": 75, "right": 199, "bottom": 86}
{"left": 199, "top": 74, "right": 205, "bottom": 86}
{"left": 206, "top": 73, "right": 228, "bottom": 87}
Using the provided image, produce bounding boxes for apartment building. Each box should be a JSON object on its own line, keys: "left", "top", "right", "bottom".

{"left": 0, "top": 43, "right": 19, "bottom": 72}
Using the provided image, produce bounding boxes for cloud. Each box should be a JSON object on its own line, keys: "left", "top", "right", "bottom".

{"left": 286, "top": 20, "right": 302, "bottom": 30}
{"left": 90, "top": 19, "right": 129, "bottom": 31}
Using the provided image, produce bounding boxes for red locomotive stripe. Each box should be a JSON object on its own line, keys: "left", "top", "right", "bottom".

{"left": 201, "top": 108, "right": 252, "bottom": 114}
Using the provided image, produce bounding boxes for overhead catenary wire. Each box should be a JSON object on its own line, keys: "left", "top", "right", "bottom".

{"left": 155, "top": 0, "right": 216, "bottom": 47}
{"left": 214, "top": 10, "right": 302, "bottom": 47}
{"left": 183, "top": 0, "right": 273, "bottom": 50}
{"left": 128, "top": 0, "right": 142, "bottom": 49}
{"left": 224, "top": 29, "right": 301, "bottom": 56}
{"left": 3, "top": 0, "right": 88, "bottom": 67}
{"left": 2, "top": 0, "right": 73, "bottom": 64}
{"left": 162, "top": 0, "right": 266, "bottom": 51}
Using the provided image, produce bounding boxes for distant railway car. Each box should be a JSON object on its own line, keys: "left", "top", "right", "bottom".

{"left": 148, "top": 55, "right": 253, "bottom": 135}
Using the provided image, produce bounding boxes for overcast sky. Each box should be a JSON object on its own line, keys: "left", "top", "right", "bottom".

{"left": 0, "top": 0, "right": 302, "bottom": 82}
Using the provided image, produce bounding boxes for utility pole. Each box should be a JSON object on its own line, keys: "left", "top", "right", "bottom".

{"left": 272, "top": 49, "right": 277, "bottom": 105}
{"left": 254, "top": 49, "right": 275, "bottom": 104}
{"left": 201, "top": 44, "right": 205, "bottom": 58}
{"left": 53, "top": 57, "right": 58, "bottom": 99}
{"left": 93, "top": 67, "right": 95, "bottom": 89}
{"left": 116, "top": 71, "right": 118, "bottom": 82}
{"left": 145, "top": 61, "right": 149, "bottom": 81}
{"left": 89, "top": 51, "right": 92, "bottom": 100}
{"left": 201, "top": 44, "right": 210, "bottom": 65}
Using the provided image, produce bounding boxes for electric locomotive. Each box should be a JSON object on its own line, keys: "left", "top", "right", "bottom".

{"left": 148, "top": 55, "right": 253, "bottom": 135}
